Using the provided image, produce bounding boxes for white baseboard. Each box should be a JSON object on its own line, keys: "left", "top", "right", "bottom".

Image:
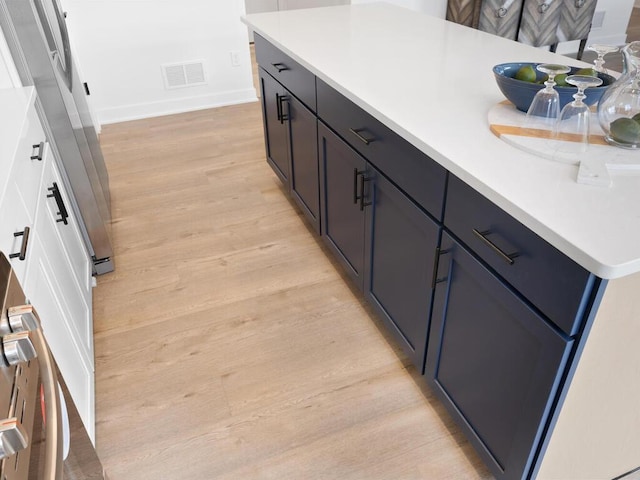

{"left": 97, "top": 88, "right": 258, "bottom": 125}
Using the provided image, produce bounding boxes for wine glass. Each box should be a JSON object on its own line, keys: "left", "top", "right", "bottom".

{"left": 587, "top": 44, "right": 619, "bottom": 74}
{"left": 554, "top": 75, "right": 603, "bottom": 159}
{"left": 523, "top": 64, "right": 571, "bottom": 134}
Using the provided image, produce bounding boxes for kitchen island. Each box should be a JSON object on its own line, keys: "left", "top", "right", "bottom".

{"left": 243, "top": 4, "right": 640, "bottom": 479}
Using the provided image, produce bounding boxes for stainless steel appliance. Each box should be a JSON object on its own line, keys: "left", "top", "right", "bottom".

{"left": 0, "top": 252, "right": 106, "bottom": 479}
{"left": 0, "top": 0, "right": 114, "bottom": 275}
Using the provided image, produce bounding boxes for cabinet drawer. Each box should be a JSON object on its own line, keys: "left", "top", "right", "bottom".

{"left": 12, "top": 107, "right": 47, "bottom": 221}
{"left": 254, "top": 34, "right": 316, "bottom": 112}
{"left": 444, "top": 175, "right": 595, "bottom": 336}
{"left": 316, "top": 78, "right": 447, "bottom": 221}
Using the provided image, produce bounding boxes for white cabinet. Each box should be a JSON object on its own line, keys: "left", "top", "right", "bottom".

{"left": 24, "top": 154, "right": 95, "bottom": 440}
{"left": 0, "top": 95, "right": 47, "bottom": 280}
{"left": 0, "top": 87, "right": 95, "bottom": 441}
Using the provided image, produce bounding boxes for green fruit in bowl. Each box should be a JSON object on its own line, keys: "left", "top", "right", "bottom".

{"left": 515, "top": 65, "right": 537, "bottom": 83}
{"left": 554, "top": 73, "right": 568, "bottom": 86}
{"left": 575, "top": 67, "right": 597, "bottom": 77}
{"left": 609, "top": 117, "right": 640, "bottom": 145}
{"left": 633, "top": 113, "right": 640, "bottom": 123}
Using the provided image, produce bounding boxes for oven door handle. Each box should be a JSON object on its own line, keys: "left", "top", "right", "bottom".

{"left": 30, "top": 311, "right": 63, "bottom": 480}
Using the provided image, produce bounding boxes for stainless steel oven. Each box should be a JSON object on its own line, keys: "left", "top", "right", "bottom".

{"left": 0, "top": 252, "right": 106, "bottom": 479}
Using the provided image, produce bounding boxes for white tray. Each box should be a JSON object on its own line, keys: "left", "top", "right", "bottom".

{"left": 488, "top": 101, "right": 640, "bottom": 173}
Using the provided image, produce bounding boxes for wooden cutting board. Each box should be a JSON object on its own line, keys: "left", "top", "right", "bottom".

{"left": 488, "top": 100, "right": 640, "bottom": 172}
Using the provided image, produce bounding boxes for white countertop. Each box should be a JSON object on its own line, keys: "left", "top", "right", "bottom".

{"left": 243, "top": 3, "right": 640, "bottom": 280}
{"left": 0, "top": 87, "right": 36, "bottom": 200}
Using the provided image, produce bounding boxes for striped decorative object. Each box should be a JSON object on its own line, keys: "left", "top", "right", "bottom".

{"left": 446, "top": 0, "right": 482, "bottom": 28}
{"left": 556, "top": 0, "right": 597, "bottom": 42}
{"left": 478, "top": 0, "right": 525, "bottom": 41}
{"left": 517, "top": 0, "right": 562, "bottom": 47}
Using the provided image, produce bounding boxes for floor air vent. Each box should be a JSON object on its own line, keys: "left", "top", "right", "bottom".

{"left": 162, "top": 61, "right": 207, "bottom": 89}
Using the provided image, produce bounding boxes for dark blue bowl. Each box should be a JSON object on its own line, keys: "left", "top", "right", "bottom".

{"left": 493, "top": 62, "right": 615, "bottom": 113}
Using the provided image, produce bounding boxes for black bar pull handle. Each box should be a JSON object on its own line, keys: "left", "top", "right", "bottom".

{"left": 271, "top": 62, "right": 288, "bottom": 73}
{"left": 275, "top": 92, "right": 282, "bottom": 122}
{"left": 472, "top": 228, "right": 520, "bottom": 265}
{"left": 278, "top": 94, "right": 289, "bottom": 124}
{"left": 9, "top": 227, "right": 30, "bottom": 261}
{"left": 31, "top": 142, "right": 45, "bottom": 161}
{"left": 358, "top": 174, "right": 371, "bottom": 211}
{"left": 349, "top": 128, "right": 375, "bottom": 146}
{"left": 47, "top": 183, "right": 69, "bottom": 225}
{"left": 353, "top": 168, "right": 359, "bottom": 204}
{"left": 431, "top": 247, "right": 451, "bottom": 289}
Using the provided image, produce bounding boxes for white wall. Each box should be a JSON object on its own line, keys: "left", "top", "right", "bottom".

{"left": 60, "top": 0, "right": 256, "bottom": 124}
{"left": 587, "top": 0, "right": 635, "bottom": 46}
{"left": 1, "top": 0, "right": 634, "bottom": 124}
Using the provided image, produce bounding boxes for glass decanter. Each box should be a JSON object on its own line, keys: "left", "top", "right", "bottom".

{"left": 597, "top": 41, "right": 640, "bottom": 149}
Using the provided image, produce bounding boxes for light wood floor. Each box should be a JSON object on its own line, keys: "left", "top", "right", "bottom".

{"left": 93, "top": 84, "right": 493, "bottom": 480}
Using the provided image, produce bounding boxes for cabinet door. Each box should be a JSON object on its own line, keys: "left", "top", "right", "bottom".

{"left": 24, "top": 155, "right": 95, "bottom": 438}
{"left": 287, "top": 94, "right": 320, "bottom": 233}
{"left": 259, "top": 67, "right": 290, "bottom": 184}
{"left": 426, "top": 232, "right": 572, "bottom": 480}
{"left": 364, "top": 167, "right": 440, "bottom": 372}
{"left": 319, "top": 122, "right": 366, "bottom": 289}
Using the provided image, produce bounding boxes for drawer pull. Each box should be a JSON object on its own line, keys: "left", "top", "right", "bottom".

{"left": 30, "top": 142, "right": 45, "bottom": 161}
{"left": 271, "top": 62, "right": 289, "bottom": 73}
{"left": 349, "top": 128, "right": 375, "bottom": 146}
{"left": 472, "top": 229, "right": 520, "bottom": 265}
{"left": 47, "top": 183, "right": 69, "bottom": 225}
{"left": 9, "top": 227, "right": 30, "bottom": 261}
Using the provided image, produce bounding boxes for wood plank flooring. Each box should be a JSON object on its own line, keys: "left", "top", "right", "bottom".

{"left": 93, "top": 83, "right": 493, "bottom": 480}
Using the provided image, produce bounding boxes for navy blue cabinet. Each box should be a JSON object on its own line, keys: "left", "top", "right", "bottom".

{"left": 258, "top": 67, "right": 320, "bottom": 233}
{"left": 318, "top": 121, "right": 367, "bottom": 288}
{"left": 319, "top": 121, "right": 441, "bottom": 369}
{"left": 256, "top": 36, "right": 604, "bottom": 480}
{"left": 259, "top": 68, "right": 289, "bottom": 184}
{"left": 288, "top": 94, "right": 320, "bottom": 233}
{"left": 364, "top": 166, "right": 440, "bottom": 372}
{"left": 426, "top": 231, "right": 573, "bottom": 479}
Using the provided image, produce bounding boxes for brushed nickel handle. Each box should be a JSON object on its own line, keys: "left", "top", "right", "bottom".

{"left": 472, "top": 228, "right": 519, "bottom": 265}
